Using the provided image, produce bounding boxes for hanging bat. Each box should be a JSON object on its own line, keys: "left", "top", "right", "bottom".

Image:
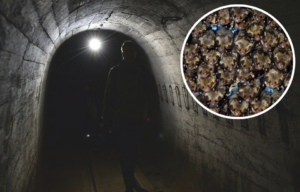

{"left": 203, "top": 85, "right": 226, "bottom": 108}
{"left": 250, "top": 91, "right": 271, "bottom": 113}
{"left": 264, "top": 68, "right": 284, "bottom": 89}
{"left": 252, "top": 49, "right": 271, "bottom": 71}
{"left": 216, "top": 27, "right": 234, "bottom": 52}
{"left": 238, "top": 78, "right": 261, "bottom": 102}
{"left": 229, "top": 92, "right": 249, "bottom": 116}
{"left": 231, "top": 7, "right": 250, "bottom": 23}
{"left": 246, "top": 21, "right": 264, "bottom": 42}
{"left": 273, "top": 47, "right": 292, "bottom": 71}
{"left": 202, "top": 50, "right": 221, "bottom": 66}
{"left": 219, "top": 51, "right": 238, "bottom": 71}
{"left": 234, "top": 30, "right": 254, "bottom": 56}
{"left": 196, "top": 75, "right": 217, "bottom": 92}
{"left": 199, "top": 30, "right": 216, "bottom": 52}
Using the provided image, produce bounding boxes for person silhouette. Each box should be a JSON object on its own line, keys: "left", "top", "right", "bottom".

{"left": 102, "top": 40, "right": 150, "bottom": 192}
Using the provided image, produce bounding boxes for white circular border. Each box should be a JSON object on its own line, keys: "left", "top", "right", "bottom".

{"left": 181, "top": 4, "right": 296, "bottom": 120}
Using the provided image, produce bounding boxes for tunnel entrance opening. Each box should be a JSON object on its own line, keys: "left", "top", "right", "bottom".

{"left": 43, "top": 29, "right": 131, "bottom": 151}
{"left": 37, "top": 29, "right": 162, "bottom": 192}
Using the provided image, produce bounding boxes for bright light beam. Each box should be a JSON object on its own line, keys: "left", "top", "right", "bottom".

{"left": 89, "top": 38, "right": 101, "bottom": 51}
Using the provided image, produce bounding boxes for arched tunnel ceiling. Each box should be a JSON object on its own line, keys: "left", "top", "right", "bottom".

{"left": 1, "top": 0, "right": 299, "bottom": 85}
{"left": 1, "top": 0, "right": 205, "bottom": 85}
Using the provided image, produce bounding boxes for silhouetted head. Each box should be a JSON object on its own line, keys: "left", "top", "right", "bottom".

{"left": 121, "top": 40, "right": 136, "bottom": 63}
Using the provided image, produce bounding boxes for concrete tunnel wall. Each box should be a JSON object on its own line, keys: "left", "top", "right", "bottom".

{"left": 0, "top": 0, "right": 300, "bottom": 191}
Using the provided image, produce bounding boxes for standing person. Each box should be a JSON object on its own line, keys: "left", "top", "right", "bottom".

{"left": 101, "top": 40, "right": 150, "bottom": 192}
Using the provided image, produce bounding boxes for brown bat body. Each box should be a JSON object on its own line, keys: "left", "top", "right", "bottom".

{"left": 185, "top": 67, "right": 196, "bottom": 79}
{"left": 187, "top": 78, "right": 197, "bottom": 91}
{"left": 238, "top": 78, "right": 260, "bottom": 102}
{"left": 253, "top": 10, "right": 266, "bottom": 22}
{"left": 229, "top": 93, "right": 249, "bottom": 116}
{"left": 219, "top": 52, "right": 238, "bottom": 71}
{"left": 202, "top": 50, "right": 221, "bottom": 66}
{"left": 273, "top": 47, "right": 292, "bottom": 71}
{"left": 203, "top": 85, "right": 226, "bottom": 108}
{"left": 184, "top": 59, "right": 197, "bottom": 78}
{"left": 231, "top": 7, "right": 249, "bottom": 23}
{"left": 261, "top": 25, "right": 277, "bottom": 51}
{"left": 197, "top": 75, "right": 216, "bottom": 92}
{"left": 268, "top": 18, "right": 279, "bottom": 29}
{"left": 191, "top": 22, "right": 207, "bottom": 43}
{"left": 197, "top": 64, "right": 213, "bottom": 78}
{"left": 253, "top": 49, "right": 271, "bottom": 70}
{"left": 237, "top": 17, "right": 251, "bottom": 30}
{"left": 237, "top": 69, "right": 254, "bottom": 84}
{"left": 185, "top": 56, "right": 200, "bottom": 67}
{"left": 240, "top": 55, "right": 254, "bottom": 72}
{"left": 234, "top": 31, "right": 254, "bottom": 56}
{"left": 218, "top": 8, "right": 231, "bottom": 26}
{"left": 246, "top": 21, "right": 264, "bottom": 41}
{"left": 216, "top": 27, "right": 234, "bottom": 52}
{"left": 199, "top": 30, "right": 216, "bottom": 52}
{"left": 250, "top": 91, "right": 271, "bottom": 113}
{"left": 204, "top": 13, "right": 218, "bottom": 25}
{"left": 218, "top": 68, "right": 236, "bottom": 86}
{"left": 264, "top": 68, "right": 284, "bottom": 89}
{"left": 276, "top": 32, "right": 290, "bottom": 49}
{"left": 184, "top": 44, "right": 198, "bottom": 59}
{"left": 271, "top": 90, "right": 283, "bottom": 104}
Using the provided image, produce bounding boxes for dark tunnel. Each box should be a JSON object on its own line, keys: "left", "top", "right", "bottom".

{"left": 1, "top": 0, "right": 300, "bottom": 192}
{"left": 39, "top": 30, "right": 161, "bottom": 192}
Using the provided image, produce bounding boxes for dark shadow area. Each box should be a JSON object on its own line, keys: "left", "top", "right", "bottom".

{"left": 36, "top": 30, "right": 162, "bottom": 192}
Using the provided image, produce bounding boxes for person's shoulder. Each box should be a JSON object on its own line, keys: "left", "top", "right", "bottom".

{"left": 110, "top": 65, "right": 119, "bottom": 70}
{"left": 109, "top": 65, "right": 119, "bottom": 74}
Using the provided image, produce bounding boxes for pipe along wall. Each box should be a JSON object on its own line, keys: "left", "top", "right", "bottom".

{"left": 0, "top": 0, "right": 300, "bottom": 191}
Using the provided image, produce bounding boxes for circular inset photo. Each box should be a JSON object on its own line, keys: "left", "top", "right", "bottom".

{"left": 181, "top": 5, "right": 295, "bottom": 119}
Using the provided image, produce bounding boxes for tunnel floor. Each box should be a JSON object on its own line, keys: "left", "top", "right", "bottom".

{"left": 37, "top": 135, "right": 187, "bottom": 192}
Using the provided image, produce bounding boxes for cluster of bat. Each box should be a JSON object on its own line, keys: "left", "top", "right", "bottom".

{"left": 183, "top": 7, "right": 293, "bottom": 117}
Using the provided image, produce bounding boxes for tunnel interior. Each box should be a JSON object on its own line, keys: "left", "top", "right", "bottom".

{"left": 39, "top": 29, "right": 164, "bottom": 192}
{"left": 42, "top": 29, "right": 156, "bottom": 150}
{"left": 1, "top": 0, "right": 300, "bottom": 192}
